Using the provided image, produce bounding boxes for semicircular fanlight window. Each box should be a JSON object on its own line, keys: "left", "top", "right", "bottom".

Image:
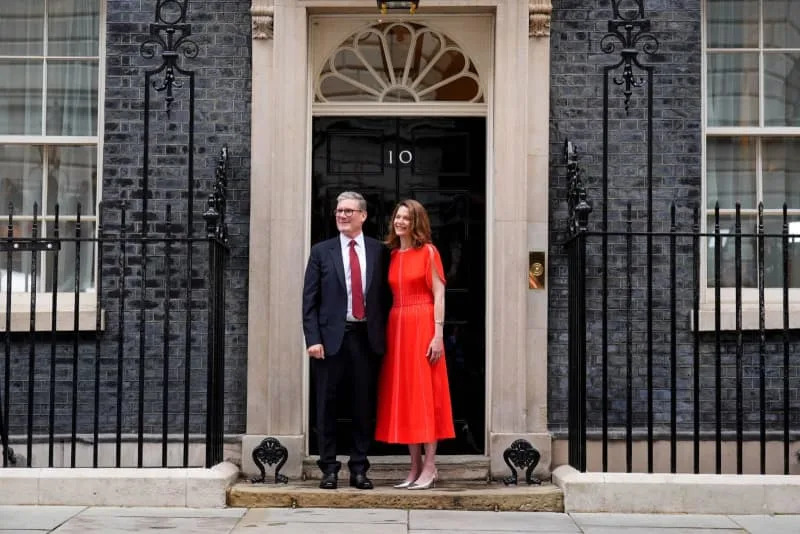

{"left": 315, "top": 22, "right": 483, "bottom": 103}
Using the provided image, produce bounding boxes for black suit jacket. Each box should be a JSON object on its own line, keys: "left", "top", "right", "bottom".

{"left": 302, "top": 235, "right": 390, "bottom": 356}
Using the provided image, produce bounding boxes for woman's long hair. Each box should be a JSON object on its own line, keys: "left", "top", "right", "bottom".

{"left": 385, "top": 199, "right": 432, "bottom": 250}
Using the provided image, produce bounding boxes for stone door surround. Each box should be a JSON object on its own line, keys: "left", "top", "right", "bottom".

{"left": 244, "top": 0, "right": 552, "bottom": 479}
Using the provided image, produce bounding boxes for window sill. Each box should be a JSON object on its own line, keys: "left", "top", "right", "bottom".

{"left": 0, "top": 294, "right": 104, "bottom": 332}
{"left": 696, "top": 304, "right": 800, "bottom": 331}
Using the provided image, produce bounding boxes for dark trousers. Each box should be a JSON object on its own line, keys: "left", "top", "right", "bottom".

{"left": 312, "top": 323, "right": 376, "bottom": 475}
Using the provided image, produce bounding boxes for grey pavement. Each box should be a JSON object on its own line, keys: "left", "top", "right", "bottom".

{"left": 1, "top": 506, "right": 800, "bottom": 533}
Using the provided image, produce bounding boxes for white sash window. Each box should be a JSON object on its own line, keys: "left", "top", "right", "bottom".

{"left": 0, "top": 0, "right": 103, "bottom": 294}
{"left": 705, "top": 0, "right": 800, "bottom": 290}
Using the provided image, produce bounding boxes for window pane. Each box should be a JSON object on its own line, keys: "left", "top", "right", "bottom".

{"left": 44, "top": 221, "right": 95, "bottom": 292}
{"left": 706, "top": 0, "right": 759, "bottom": 48}
{"left": 764, "top": 0, "right": 800, "bottom": 48}
{"left": 0, "top": 222, "right": 42, "bottom": 292}
{"left": 0, "top": 60, "right": 43, "bottom": 135}
{"left": 0, "top": 1, "right": 44, "bottom": 56}
{"left": 0, "top": 168, "right": 24, "bottom": 215}
{"left": 324, "top": 46, "right": 384, "bottom": 100}
{"left": 0, "top": 221, "right": 96, "bottom": 293}
{"left": 46, "top": 60, "right": 98, "bottom": 135}
{"left": 764, "top": 216, "right": 800, "bottom": 288}
{"left": 417, "top": 50, "right": 481, "bottom": 102}
{"left": 764, "top": 53, "right": 800, "bottom": 126}
{"left": 762, "top": 138, "right": 800, "bottom": 209}
{"left": 707, "top": 53, "right": 759, "bottom": 127}
{"left": 706, "top": 137, "right": 757, "bottom": 209}
{"left": 707, "top": 214, "right": 758, "bottom": 288}
{"left": 45, "top": 145, "right": 96, "bottom": 216}
{"left": 0, "top": 144, "right": 44, "bottom": 215}
{"left": 318, "top": 75, "right": 380, "bottom": 102}
{"left": 47, "top": 0, "right": 99, "bottom": 56}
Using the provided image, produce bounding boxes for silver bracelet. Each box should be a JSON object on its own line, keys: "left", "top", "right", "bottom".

{"left": 434, "top": 320, "right": 444, "bottom": 325}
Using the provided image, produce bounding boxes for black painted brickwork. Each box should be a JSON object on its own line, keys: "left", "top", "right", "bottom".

{"left": 104, "top": 0, "right": 251, "bottom": 435}
{"left": 2, "top": 0, "right": 250, "bottom": 437}
{"left": 548, "top": 0, "right": 800, "bottom": 437}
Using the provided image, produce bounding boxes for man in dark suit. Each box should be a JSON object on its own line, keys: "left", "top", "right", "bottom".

{"left": 302, "top": 191, "right": 389, "bottom": 490}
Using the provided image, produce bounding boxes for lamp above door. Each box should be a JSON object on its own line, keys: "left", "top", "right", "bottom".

{"left": 377, "top": 0, "right": 419, "bottom": 15}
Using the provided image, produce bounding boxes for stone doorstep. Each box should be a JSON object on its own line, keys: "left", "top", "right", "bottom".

{"left": 301, "top": 455, "right": 491, "bottom": 481}
{"left": 552, "top": 465, "right": 800, "bottom": 515}
{"left": 0, "top": 462, "right": 240, "bottom": 508}
{"left": 227, "top": 479, "right": 564, "bottom": 512}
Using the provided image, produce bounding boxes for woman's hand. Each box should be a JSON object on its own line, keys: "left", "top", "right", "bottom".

{"left": 426, "top": 335, "right": 444, "bottom": 364}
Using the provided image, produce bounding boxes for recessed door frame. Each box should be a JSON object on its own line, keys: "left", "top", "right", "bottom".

{"left": 308, "top": 117, "right": 488, "bottom": 455}
{"left": 305, "top": 14, "right": 495, "bottom": 457}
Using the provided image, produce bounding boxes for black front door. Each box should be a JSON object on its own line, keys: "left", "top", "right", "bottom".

{"left": 310, "top": 117, "right": 486, "bottom": 454}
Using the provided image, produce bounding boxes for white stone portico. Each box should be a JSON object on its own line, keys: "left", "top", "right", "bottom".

{"left": 244, "top": 0, "right": 552, "bottom": 479}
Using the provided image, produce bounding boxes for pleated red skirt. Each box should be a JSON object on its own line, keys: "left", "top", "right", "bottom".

{"left": 375, "top": 244, "right": 455, "bottom": 444}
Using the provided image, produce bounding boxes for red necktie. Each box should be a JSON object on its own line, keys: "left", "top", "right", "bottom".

{"left": 349, "top": 240, "right": 365, "bottom": 319}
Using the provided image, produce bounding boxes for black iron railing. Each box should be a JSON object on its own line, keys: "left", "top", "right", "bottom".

{"left": 562, "top": 0, "right": 800, "bottom": 475}
{"left": 0, "top": 149, "right": 229, "bottom": 469}
{"left": 565, "top": 160, "right": 799, "bottom": 474}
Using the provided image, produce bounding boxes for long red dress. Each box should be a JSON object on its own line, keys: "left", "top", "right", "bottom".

{"left": 375, "top": 243, "right": 455, "bottom": 444}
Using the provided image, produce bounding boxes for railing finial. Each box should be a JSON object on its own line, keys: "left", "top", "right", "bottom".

{"left": 204, "top": 145, "right": 229, "bottom": 242}
{"left": 565, "top": 139, "right": 592, "bottom": 235}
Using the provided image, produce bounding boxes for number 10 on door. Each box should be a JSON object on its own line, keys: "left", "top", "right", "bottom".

{"left": 388, "top": 150, "right": 413, "bottom": 165}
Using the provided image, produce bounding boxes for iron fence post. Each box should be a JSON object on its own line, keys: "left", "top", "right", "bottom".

{"left": 565, "top": 140, "right": 591, "bottom": 472}
{"left": 567, "top": 231, "right": 587, "bottom": 472}
{"left": 204, "top": 146, "right": 229, "bottom": 467}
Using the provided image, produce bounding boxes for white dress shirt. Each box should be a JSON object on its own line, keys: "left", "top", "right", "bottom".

{"left": 340, "top": 232, "right": 367, "bottom": 321}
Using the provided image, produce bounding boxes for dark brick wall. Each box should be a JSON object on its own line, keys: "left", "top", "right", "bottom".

{"left": 548, "top": 0, "right": 702, "bottom": 431}
{"left": 548, "top": 0, "right": 800, "bottom": 437}
{"left": 102, "top": 0, "right": 251, "bottom": 435}
{"left": 2, "top": 0, "right": 250, "bottom": 438}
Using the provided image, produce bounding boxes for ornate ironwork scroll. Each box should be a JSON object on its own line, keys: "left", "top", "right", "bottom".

{"left": 565, "top": 139, "right": 592, "bottom": 236}
{"left": 600, "top": 0, "right": 658, "bottom": 114}
{"left": 139, "top": 0, "right": 198, "bottom": 237}
{"left": 251, "top": 437, "right": 289, "bottom": 484}
{"left": 140, "top": 1, "right": 199, "bottom": 117}
{"left": 502, "top": 439, "right": 541, "bottom": 485}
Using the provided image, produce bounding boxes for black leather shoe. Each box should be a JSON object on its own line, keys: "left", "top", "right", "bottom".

{"left": 349, "top": 473, "right": 374, "bottom": 490}
{"left": 319, "top": 472, "right": 338, "bottom": 490}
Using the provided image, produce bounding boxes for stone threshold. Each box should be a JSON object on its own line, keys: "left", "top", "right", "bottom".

{"left": 228, "top": 479, "right": 563, "bottom": 512}
{"left": 553, "top": 465, "right": 800, "bottom": 514}
{"left": 300, "top": 454, "right": 491, "bottom": 481}
{"left": 0, "top": 462, "right": 239, "bottom": 507}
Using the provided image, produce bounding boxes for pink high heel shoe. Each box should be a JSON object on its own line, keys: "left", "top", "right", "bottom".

{"left": 393, "top": 469, "right": 420, "bottom": 488}
{"left": 408, "top": 469, "right": 438, "bottom": 490}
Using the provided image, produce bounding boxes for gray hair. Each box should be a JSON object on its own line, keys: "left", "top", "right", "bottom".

{"left": 336, "top": 191, "right": 367, "bottom": 212}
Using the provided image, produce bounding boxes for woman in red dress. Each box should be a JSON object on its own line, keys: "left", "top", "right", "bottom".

{"left": 375, "top": 199, "right": 455, "bottom": 490}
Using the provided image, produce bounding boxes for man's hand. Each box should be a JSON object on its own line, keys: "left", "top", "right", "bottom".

{"left": 308, "top": 344, "right": 325, "bottom": 359}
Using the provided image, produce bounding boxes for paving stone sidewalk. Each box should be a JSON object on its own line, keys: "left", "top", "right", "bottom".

{"left": 1, "top": 506, "right": 800, "bottom": 533}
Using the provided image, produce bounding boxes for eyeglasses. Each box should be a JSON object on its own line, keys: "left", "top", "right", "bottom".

{"left": 333, "top": 208, "right": 363, "bottom": 217}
